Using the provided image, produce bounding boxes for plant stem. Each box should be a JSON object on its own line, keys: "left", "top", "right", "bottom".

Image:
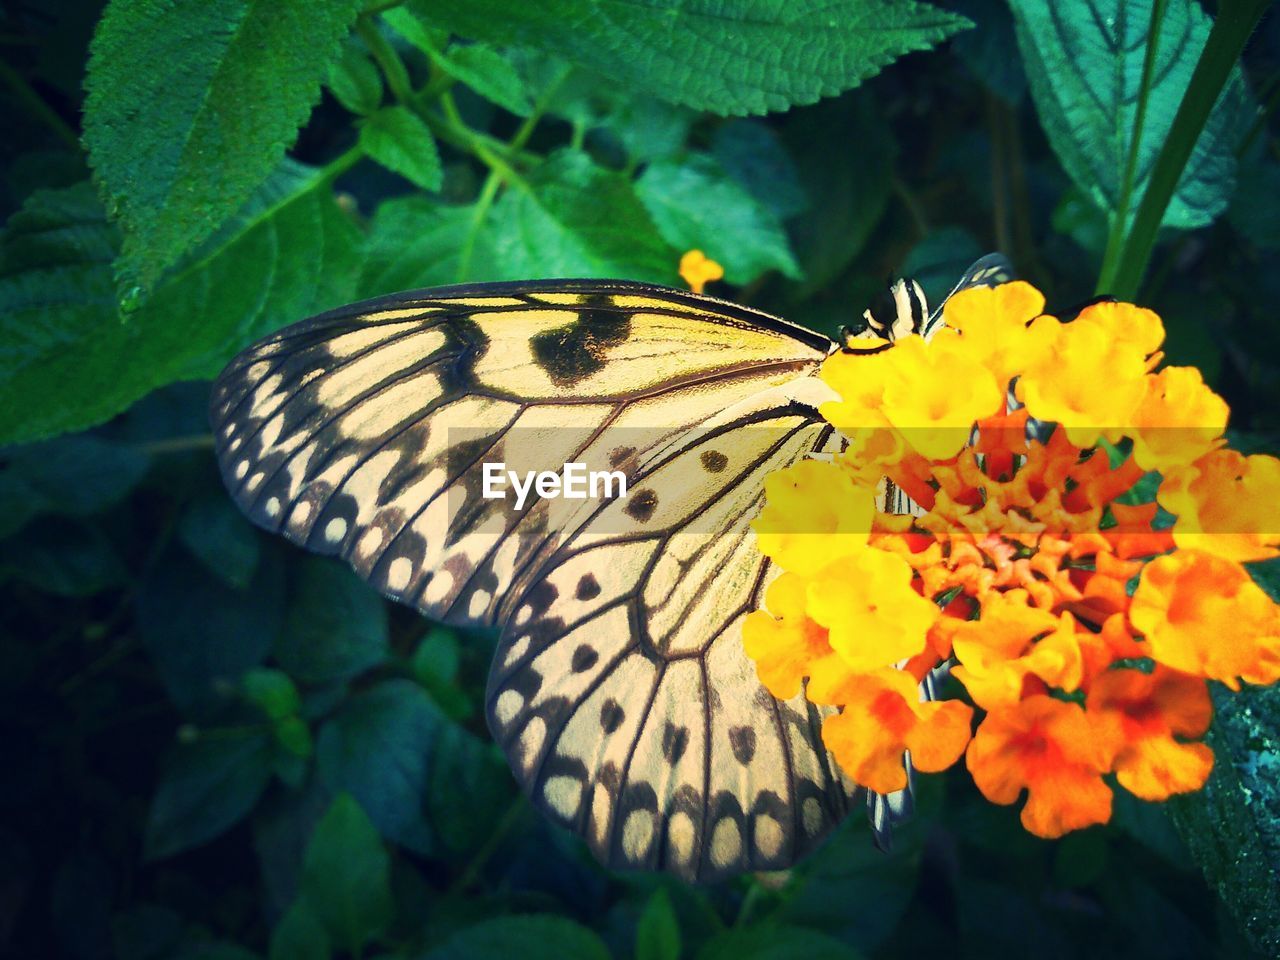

{"left": 1104, "top": 0, "right": 1273, "bottom": 300}
{"left": 0, "top": 57, "right": 80, "bottom": 150}
{"left": 1096, "top": 0, "right": 1167, "bottom": 295}
{"left": 357, "top": 15, "right": 414, "bottom": 106}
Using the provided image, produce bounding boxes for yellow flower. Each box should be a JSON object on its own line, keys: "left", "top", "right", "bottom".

{"left": 940, "top": 280, "right": 1047, "bottom": 385}
{"left": 678, "top": 249, "right": 723, "bottom": 294}
{"left": 967, "top": 695, "right": 1120, "bottom": 838}
{"left": 1131, "top": 550, "right": 1280, "bottom": 689}
{"left": 1160, "top": 449, "right": 1280, "bottom": 563}
{"left": 1017, "top": 315, "right": 1149, "bottom": 447}
{"left": 880, "top": 334, "right": 1005, "bottom": 460}
{"left": 805, "top": 547, "right": 937, "bottom": 671}
{"left": 1129, "top": 366, "right": 1229, "bottom": 472}
{"left": 816, "top": 667, "right": 973, "bottom": 794}
{"left": 1073, "top": 300, "right": 1165, "bottom": 367}
{"left": 752, "top": 459, "right": 874, "bottom": 576}
{"left": 819, "top": 348, "right": 894, "bottom": 436}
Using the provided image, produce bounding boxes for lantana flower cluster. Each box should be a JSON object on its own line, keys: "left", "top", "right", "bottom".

{"left": 743, "top": 282, "right": 1280, "bottom": 838}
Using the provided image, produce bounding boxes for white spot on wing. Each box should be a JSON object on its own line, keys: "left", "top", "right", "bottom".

{"left": 387, "top": 556, "right": 412, "bottom": 590}
{"left": 543, "top": 776, "right": 583, "bottom": 820}
{"left": 754, "top": 815, "right": 784, "bottom": 859}
{"left": 622, "top": 809, "right": 654, "bottom": 861}
{"left": 468, "top": 589, "right": 491, "bottom": 618}
{"left": 324, "top": 517, "right": 348, "bottom": 543}
{"left": 494, "top": 689, "right": 523, "bottom": 726}
{"left": 802, "top": 797, "right": 823, "bottom": 837}
{"left": 667, "top": 811, "right": 696, "bottom": 864}
{"left": 710, "top": 818, "right": 742, "bottom": 869}
{"left": 518, "top": 717, "right": 547, "bottom": 772}
{"left": 422, "top": 568, "right": 454, "bottom": 605}
{"left": 503, "top": 635, "right": 530, "bottom": 666}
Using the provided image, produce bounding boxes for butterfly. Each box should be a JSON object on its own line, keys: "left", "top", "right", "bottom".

{"left": 210, "top": 253, "right": 1013, "bottom": 882}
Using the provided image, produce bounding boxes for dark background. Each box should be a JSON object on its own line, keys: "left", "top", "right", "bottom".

{"left": 2, "top": 0, "right": 1279, "bottom": 958}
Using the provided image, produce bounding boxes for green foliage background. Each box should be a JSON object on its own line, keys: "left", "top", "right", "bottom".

{"left": 3, "top": 0, "right": 1280, "bottom": 957}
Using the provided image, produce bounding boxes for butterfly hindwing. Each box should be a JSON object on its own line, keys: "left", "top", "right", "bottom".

{"left": 484, "top": 380, "right": 858, "bottom": 880}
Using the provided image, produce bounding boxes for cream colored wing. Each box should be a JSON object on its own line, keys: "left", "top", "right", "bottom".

{"left": 210, "top": 279, "right": 881, "bottom": 882}
{"left": 209, "top": 280, "right": 831, "bottom": 628}
{"left": 485, "top": 378, "right": 863, "bottom": 882}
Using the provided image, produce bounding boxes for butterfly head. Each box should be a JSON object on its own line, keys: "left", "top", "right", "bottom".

{"left": 839, "top": 277, "right": 929, "bottom": 353}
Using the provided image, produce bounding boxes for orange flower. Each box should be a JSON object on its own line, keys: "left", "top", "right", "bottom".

{"left": 742, "top": 573, "right": 837, "bottom": 701}
{"left": 815, "top": 667, "right": 973, "bottom": 795}
{"left": 742, "top": 280, "right": 1276, "bottom": 838}
{"left": 1160, "top": 449, "right": 1280, "bottom": 563}
{"left": 752, "top": 459, "right": 873, "bottom": 576}
{"left": 949, "top": 595, "right": 1083, "bottom": 709}
{"left": 805, "top": 547, "right": 938, "bottom": 672}
{"left": 967, "top": 695, "right": 1119, "bottom": 838}
{"left": 678, "top": 249, "right": 723, "bottom": 293}
{"left": 1131, "top": 550, "right": 1280, "bottom": 689}
{"left": 1087, "top": 667, "right": 1214, "bottom": 800}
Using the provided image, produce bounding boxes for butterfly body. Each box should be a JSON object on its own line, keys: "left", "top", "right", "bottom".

{"left": 211, "top": 257, "right": 1012, "bottom": 881}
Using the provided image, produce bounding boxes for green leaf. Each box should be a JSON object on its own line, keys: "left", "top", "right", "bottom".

{"left": 775, "top": 816, "right": 925, "bottom": 952}
{"left": 138, "top": 544, "right": 283, "bottom": 716}
{"left": 484, "top": 149, "right": 676, "bottom": 282}
{"left": 1168, "top": 681, "right": 1280, "bottom": 955}
{"left": 327, "top": 39, "right": 383, "bottom": 116}
{"left": 712, "top": 120, "right": 808, "bottom": 221}
{"left": 1, "top": 517, "right": 127, "bottom": 596}
{"left": 0, "top": 167, "right": 363, "bottom": 446}
{"left": 275, "top": 556, "right": 389, "bottom": 685}
{"left": 696, "top": 925, "right": 864, "bottom": 960}
{"left": 1008, "top": 0, "right": 1251, "bottom": 231}
{"left": 438, "top": 44, "right": 534, "bottom": 117}
{"left": 948, "top": 0, "right": 1026, "bottom": 104}
{"left": 178, "top": 495, "right": 261, "bottom": 589}
{"left": 82, "top": 0, "right": 364, "bottom": 289}
{"left": 0, "top": 434, "right": 150, "bottom": 538}
{"left": 316, "top": 679, "right": 506, "bottom": 856}
{"left": 637, "top": 154, "right": 801, "bottom": 284}
{"left": 635, "top": 889, "right": 681, "bottom": 960}
{"left": 145, "top": 730, "right": 274, "bottom": 860}
{"left": 783, "top": 95, "right": 893, "bottom": 298}
{"left": 410, "top": 626, "right": 472, "bottom": 720}
{"left": 410, "top": 0, "right": 970, "bottom": 115}
{"left": 301, "top": 794, "right": 393, "bottom": 957}
{"left": 1229, "top": 155, "right": 1280, "bottom": 251}
{"left": 242, "top": 668, "right": 302, "bottom": 722}
{"left": 360, "top": 106, "right": 444, "bottom": 191}
{"left": 422, "top": 915, "right": 611, "bottom": 960}
{"left": 269, "top": 897, "right": 331, "bottom": 960}
{"left": 361, "top": 198, "right": 476, "bottom": 295}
